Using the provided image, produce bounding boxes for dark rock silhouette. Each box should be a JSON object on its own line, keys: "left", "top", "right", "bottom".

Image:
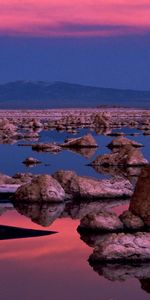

{"left": 0, "top": 224, "right": 56, "bottom": 240}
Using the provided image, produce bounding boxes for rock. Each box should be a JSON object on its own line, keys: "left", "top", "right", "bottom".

{"left": 0, "top": 184, "right": 21, "bottom": 193}
{"left": 93, "top": 112, "right": 111, "bottom": 128}
{"left": 89, "top": 232, "right": 150, "bottom": 262}
{"left": 22, "top": 157, "right": 41, "bottom": 166}
{"left": 32, "top": 143, "right": 61, "bottom": 153}
{"left": 12, "top": 173, "right": 35, "bottom": 184}
{"left": 91, "top": 146, "right": 148, "bottom": 167}
{"left": 79, "top": 211, "right": 123, "bottom": 232}
{"left": 143, "top": 130, "right": 150, "bottom": 136}
{"left": 0, "top": 173, "right": 14, "bottom": 184}
{"left": 107, "top": 137, "right": 143, "bottom": 149}
{"left": 52, "top": 170, "right": 78, "bottom": 197}
{"left": 129, "top": 166, "right": 150, "bottom": 226}
{"left": 120, "top": 210, "right": 144, "bottom": 231}
{"left": 53, "top": 170, "right": 133, "bottom": 199}
{"left": 23, "top": 132, "right": 39, "bottom": 139}
{"left": 15, "top": 175, "right": 65, "bottom": 202}
{"left": 61, "top": 134, "right": 98, "bottom": 148}
{"left": 14, "top": 202, "right": 65, "bottom": 227}
{"left": 32, "top": 119, "right": 43, "bottom": 128}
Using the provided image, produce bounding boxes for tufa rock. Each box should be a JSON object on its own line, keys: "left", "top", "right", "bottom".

{"left": 89, "top": 232, "right": 150, "bottom": 262}
{"left": 15, "top": 174, "right": 65, "bottom": 202}
{"left": 129, "top": 165, "right": 150, "bottom": 226}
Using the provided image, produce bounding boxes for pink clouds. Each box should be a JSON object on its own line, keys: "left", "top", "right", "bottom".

{"left": 0, "top": 0, "right": 150, "bottom": 37}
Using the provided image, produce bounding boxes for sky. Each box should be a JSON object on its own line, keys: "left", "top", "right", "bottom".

{"left": 0, "top": 0, "right": 150, "bottom": 89}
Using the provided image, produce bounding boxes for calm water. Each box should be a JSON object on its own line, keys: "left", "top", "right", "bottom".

{"left": 0, "top": 127, "right": 150, "bottom": 300}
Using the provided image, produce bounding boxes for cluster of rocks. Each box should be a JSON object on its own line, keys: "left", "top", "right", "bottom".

{"left": 1, "top": 108, "right": 150, "bottom": 145}
{"left": 78, "top": 165, "right": 150, "bottom": 262}
{"left": 91, "top": 137, "right": 148, "bottom": 168}
{"left": 13, "top": 169, "right": 133, "bottom": 202}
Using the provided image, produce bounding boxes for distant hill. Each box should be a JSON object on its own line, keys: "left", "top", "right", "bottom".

{"left": 0, "top": 81, "right": 150, "bottom": 108}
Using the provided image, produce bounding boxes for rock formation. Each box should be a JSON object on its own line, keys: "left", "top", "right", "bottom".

{"left": 15, "top": 175, "right": 65, "bottom": 202}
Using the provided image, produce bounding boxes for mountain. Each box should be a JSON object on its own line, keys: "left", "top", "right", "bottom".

{"left": 0, "top": 81, "right": 150, "bottom": 108}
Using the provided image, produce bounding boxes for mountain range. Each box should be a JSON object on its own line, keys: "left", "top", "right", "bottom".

{"left": 0, "top": 81, "right": 150, "bottom": 109}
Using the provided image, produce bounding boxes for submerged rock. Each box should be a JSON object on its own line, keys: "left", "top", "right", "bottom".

{"left": 129, "top": 165, "right": 150, "bottom": 226}
{"left": 89, "top": 232, "right": 150, "bottom": 262}
{"left": 15, "top": 175, "right": 65, "bottom": 202}
{"left": 61, "top": 133, "right": 98, "bottom": 148}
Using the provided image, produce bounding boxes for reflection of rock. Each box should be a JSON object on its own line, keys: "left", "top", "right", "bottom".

{"left": 69, "top": 147, "right": 97, "bottom": 159}
{"left": 94, "top": 128, "right": 112, "bottom": 135}
{"left": 106, "top": 132, "right": 126, "bottom": 137}
{"left": 140, "top": 278, "right": 150, "bottom": 294}
{"left": 79, "top": 211, "right": 123, "bottom": 232}
{"left": 61, "top": 133, "right": 98, "bottom": 148}
{"left": 91, "top": 146, "right": 148, "bottom": 167}
{"left": 53, "top": 170, "right": 133, "bottom": 199}
{"left": 62, "top": 199, "right": 129, "bottom": 220}
{"left": 130, "top": 166, "right": 150, "bottom": 226}
{"left": 14, "top": 202, "right": 65, "bottom": 227}
{"left": 78, "top": 230, "right": 108, "bottom": 248}
{"left": 107, "top": 137, "right": 143, "bottom": 149}
{"left": 89, "top": 261, "right": 150, "bottom": 282}
{"left": 15, "top": 175, "right": 65, "bottom": 202}
{"left": 89, "top": 232, "right": 150, "bottom": 262}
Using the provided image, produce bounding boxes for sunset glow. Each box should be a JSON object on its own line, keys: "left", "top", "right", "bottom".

{"left": 0, "top": 0, "right": 150, "bottom": 37}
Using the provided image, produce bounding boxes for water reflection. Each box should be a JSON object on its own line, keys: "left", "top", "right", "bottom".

{"left": 13, "top": 202, "right": 65, "bottom": 227}
{"left": 68, "top": 147, "right": 97, "bottom": 159}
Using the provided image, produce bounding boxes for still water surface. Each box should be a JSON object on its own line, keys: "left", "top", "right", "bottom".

{"left": 0, "top": 127, "right": 150, "bottom": 300}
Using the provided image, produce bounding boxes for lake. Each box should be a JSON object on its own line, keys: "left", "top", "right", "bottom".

{"left": 0, "top": 126, "right": 150, "bottom": 300}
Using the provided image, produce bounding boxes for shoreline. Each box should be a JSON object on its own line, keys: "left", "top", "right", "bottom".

{"left": 0, "top": 107, "right": 150, "bottom": 120}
